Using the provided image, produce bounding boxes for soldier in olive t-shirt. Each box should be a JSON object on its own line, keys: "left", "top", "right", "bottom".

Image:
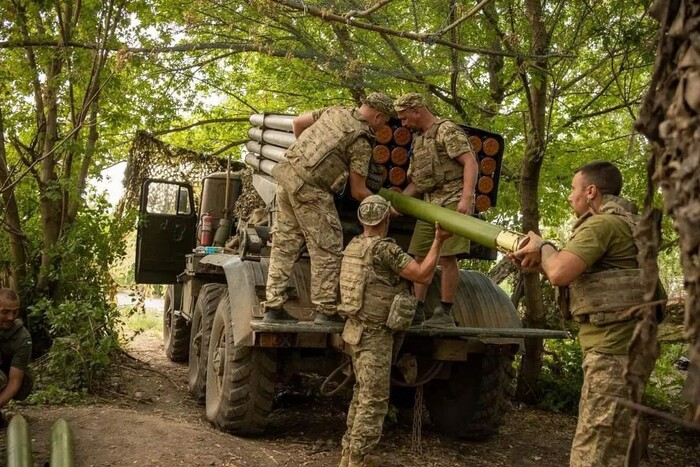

{"left": 0, "top": 289, "right": 34, "bottom": 410}
{"left": 563, "top": 212, "right": 638, "bottom": 355}
{"left": 509, "top": 162, "right": 658, "bottom": 467}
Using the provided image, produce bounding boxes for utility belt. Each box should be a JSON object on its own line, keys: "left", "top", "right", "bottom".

{"left": 342, "top": 292, "right": 416, "bottom": 345}
{"left": 558, "top": 269, "right": 647, "bottom": 326}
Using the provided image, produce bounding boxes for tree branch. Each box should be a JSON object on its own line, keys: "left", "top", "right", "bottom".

{"left": 436, "top": 0, "right": 495, "bottom": 37}
{"left": 562, "top": 99, "right": 642, "bottom": 128}
{"left": 267, "top": 0, "right": 573, "bottom": 59}
{"left": 152, "top": 117, "right": 250, "bottom": 136}
{"left": 345, "top": 0, "right": 394, "bottom": 18}
{"left": 211, "top": 140, "right": 247, "bottom": 156}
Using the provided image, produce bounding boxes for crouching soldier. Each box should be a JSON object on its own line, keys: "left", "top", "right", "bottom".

{"left": 0, "top": 289, "right": 33, "bottom": 424}
{"left": 338, "top": 195, "right": 450, "bottom": 467}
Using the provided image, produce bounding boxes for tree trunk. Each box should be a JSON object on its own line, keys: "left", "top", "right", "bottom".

{"left": 515, "top": 0, "right": 551, "bottom": 403}
{"left": 0, "top": 107, "right": 28, "bottom": 291}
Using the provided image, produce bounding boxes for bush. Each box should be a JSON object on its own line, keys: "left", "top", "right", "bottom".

{"left": 537, "top": 338, "right": 584, "bottom": 413}
{"left": 535, "top": 338, "right": 688, "bottom": 415}
{"left": 23, "top": 194, "right": 134, "bottom": 402}
{"left": 28, "top": 298, "right": 120, "bottom": 395}
{"left": 644, "top": 342, "right": 688, "bottom": 412}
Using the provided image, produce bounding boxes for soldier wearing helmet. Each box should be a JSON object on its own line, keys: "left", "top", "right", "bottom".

{"left": 337, "top": 195, "right": 450, "bottom": 467}
{"left": 262, "top": 93, "right": 396, "bottom": 325}
{"left": 394, "top": 93, "right": 478, "bottom": 327}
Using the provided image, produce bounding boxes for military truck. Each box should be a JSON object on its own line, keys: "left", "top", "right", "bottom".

{"left": 134, "top": 114, "right": 566, "bottom": 439}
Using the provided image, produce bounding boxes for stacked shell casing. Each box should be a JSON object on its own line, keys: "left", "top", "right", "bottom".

{"left": 245, "top": 114, "right": 504, "bottom": 215}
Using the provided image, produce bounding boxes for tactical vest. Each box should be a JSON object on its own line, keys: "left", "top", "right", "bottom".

{"left": 338, "top": 235, "right": 409, "bottom": 326}
{"left": 285, "top": 106, "right": 372, "bottom": 193}
{"left": 410, "top": 119, "right": 464, "bottom": 193}
{"left": 568, "top": 198, "right": 646, "bottom": 325}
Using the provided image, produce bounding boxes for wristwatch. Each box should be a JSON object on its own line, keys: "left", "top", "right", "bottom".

{"left": 538, "top": 240, "right": 558, "bottom": 251}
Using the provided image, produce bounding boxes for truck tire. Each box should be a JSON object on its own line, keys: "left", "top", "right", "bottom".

{"left": 426, "top": 347, "right": 515, "bottom": 440}
{"left": 188, "top": 283, "right": 227, "bottom": 403}
{"left": 163, "top": 285, "right": 190, "bottom": 362}
{"left": 205, "top": 291, "right": 277, "bottom": 435}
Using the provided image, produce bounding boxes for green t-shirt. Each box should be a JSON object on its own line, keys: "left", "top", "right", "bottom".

{"left": 0, "top": 320, "right": 33, "bottom": 373}
{"left": 563, "top": 213, "right": 638, "bottom": 354}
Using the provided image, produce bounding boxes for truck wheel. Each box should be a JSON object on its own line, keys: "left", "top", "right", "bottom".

{"left": 163, "top": 285, "right": 190, "bottom": 362}
{"left": 205, "top": 291, "right": 277, "bottom": 435}
{"left": 426, "top": 347, "right": 515, "bottom": 439}
{"left": 188, "top": 283, "right": 227, "bottom": 403}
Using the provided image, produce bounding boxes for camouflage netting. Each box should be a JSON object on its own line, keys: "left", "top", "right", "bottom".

{"left": 118, "top": 131, "right": 263, "bottom": 221}
{"left": 636, "top": 0, "right": 700, "bottom": 424}
{"left": 233, "top": 164, "right": 267, "bottom": 225}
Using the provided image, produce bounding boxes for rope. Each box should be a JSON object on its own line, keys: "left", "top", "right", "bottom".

{"left": 391, "top": 361, "right": 443, "bottom": 387}
{"left": 320, "top": 358, "right": 353, "bottom": 397}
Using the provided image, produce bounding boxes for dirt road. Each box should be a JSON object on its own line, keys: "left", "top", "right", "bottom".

{"left": 5, "top": 335, "right": 699, "bottom": 466}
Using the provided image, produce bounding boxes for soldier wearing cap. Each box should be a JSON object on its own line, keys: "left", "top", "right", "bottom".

{"left": 262, "top": 93, "right": 396, "bottom": 325}
{"left": 338, "top": 195, "right": 450, "bottom": 467}
{"left": 393, "top": 93, "right": 479, "bottom": 327}
{"left": 0, "top": 289, "right": 33, "bottom": 424}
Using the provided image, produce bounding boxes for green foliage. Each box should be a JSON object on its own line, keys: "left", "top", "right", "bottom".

{"left": 536, "top": 340, "right": 688, "bottom": 415}
{"left": 644, "top": 343, "right": 688, "bottom": 412}
{"left": 28, "top": 298, "right": 119, "bottom": 394}
{"left": 120, "top": 306, "right": 163, "bottom": 340}
{"left": 23, "top": 193, "right": 133, "bottom": 400}
{"left": 537, "top": 338, "right": 584, "bottom": 414}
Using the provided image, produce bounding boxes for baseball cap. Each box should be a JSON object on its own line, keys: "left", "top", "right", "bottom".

{"left": 361, "top": 92, "right": 396, "bottom": 117}
{"left": 394, "top": 93, "right": 427, "bottom": 112}
{"left": 357, "top": 195, "right": 391, "bottom": 226}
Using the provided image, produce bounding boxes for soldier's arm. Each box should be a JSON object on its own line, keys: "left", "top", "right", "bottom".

{"left": 0, "top": 367, "right": 25, "bottom": 407}
{"left": 292, "top": 112, "right": 316, "bottom": 137}
{"left": 510, "top": 231, "right": 587, "bottom": 286}
{"left": 348, "top": 170, "right": 373, "bottom": 201}
{"left": 399, "top": 223, "right": 452, "bottom": 284}
{"left": 402, "top": 182, "right": 421, "bottom": 199}
{"left": 347, "top": 137, "right": 374, "bottom": 201}
{"left": 455, "top": 152, "right": 478, "bottom": 215}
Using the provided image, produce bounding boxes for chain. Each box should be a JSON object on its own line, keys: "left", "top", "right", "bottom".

{"left": 411, "top": 385, "right": 424, "bottom": 454}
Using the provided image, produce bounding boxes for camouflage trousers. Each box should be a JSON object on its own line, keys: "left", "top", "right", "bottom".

{"left": 342, "top": 327, "right": 393, "bottom": 463}
{"left": 570, "top": 351, "right": 651, "bottom": 467}
{"left": 263, "top": 181, "right": 342, "bottom": 315}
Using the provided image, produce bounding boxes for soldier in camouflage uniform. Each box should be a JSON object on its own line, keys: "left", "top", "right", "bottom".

{"left": 509, "top": 162, "right": 660, "bottom": 466}
{"left": 0, "top": 289, "right": 33, "bottom": 425}
{"left": 262, "top": 93, "right": 395, "bottom": 325}
{"left": 394, "top": 93, "right": 479, "bottom": 327}
{"left": 338, "top": 195, "right": 451, "bottom": 467}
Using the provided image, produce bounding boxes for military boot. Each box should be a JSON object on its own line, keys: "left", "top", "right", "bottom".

{"left": 313, "top": 312, "right": 345, "bottom": 325}
{"left": 338, "top": 453, "right": 349, "bottom": 467}
{"left": 422, "top": 305, "right": 456, "bottom": 328}
{"left": 410, "top": 301, "right": 426, "bottom": 326}
{"left": 348, "top": 454, "right": 378, "bottom": 467}
{"left": 262, "top": 307, "right": 298, "bottom": 323}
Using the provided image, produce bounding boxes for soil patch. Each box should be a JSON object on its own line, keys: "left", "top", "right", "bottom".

{"left": 3, "top": 334, "right": 698, "bottom": 466}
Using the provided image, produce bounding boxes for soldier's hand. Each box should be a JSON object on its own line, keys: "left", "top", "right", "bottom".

{"left": 390, "top": 207, "right": 402, "bottom": 217}
{"left": 434, "top": 222, "right": 453, "bottom": 242}
{"left": 457, "top": 196, "right": 474, "bottom": 215}
{"left": 509, "top": 231, "right": 544, "bottom": 269}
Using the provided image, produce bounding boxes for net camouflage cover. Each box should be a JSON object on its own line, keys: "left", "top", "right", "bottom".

{"left": 636, "top": 0, "right": 700, "bottom": 425}
{"left": 118, "top": 131, "right": 263, "bottom": 221}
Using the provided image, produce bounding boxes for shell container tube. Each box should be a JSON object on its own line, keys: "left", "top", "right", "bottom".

{"left": 393, "top": 126, "right": 412, "bottom": 146}
{"left": 378, "top": 188, "right": 525, "bottom": 253}
{"left": 372, "top": 145, "right": 391, "bottom": 164}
